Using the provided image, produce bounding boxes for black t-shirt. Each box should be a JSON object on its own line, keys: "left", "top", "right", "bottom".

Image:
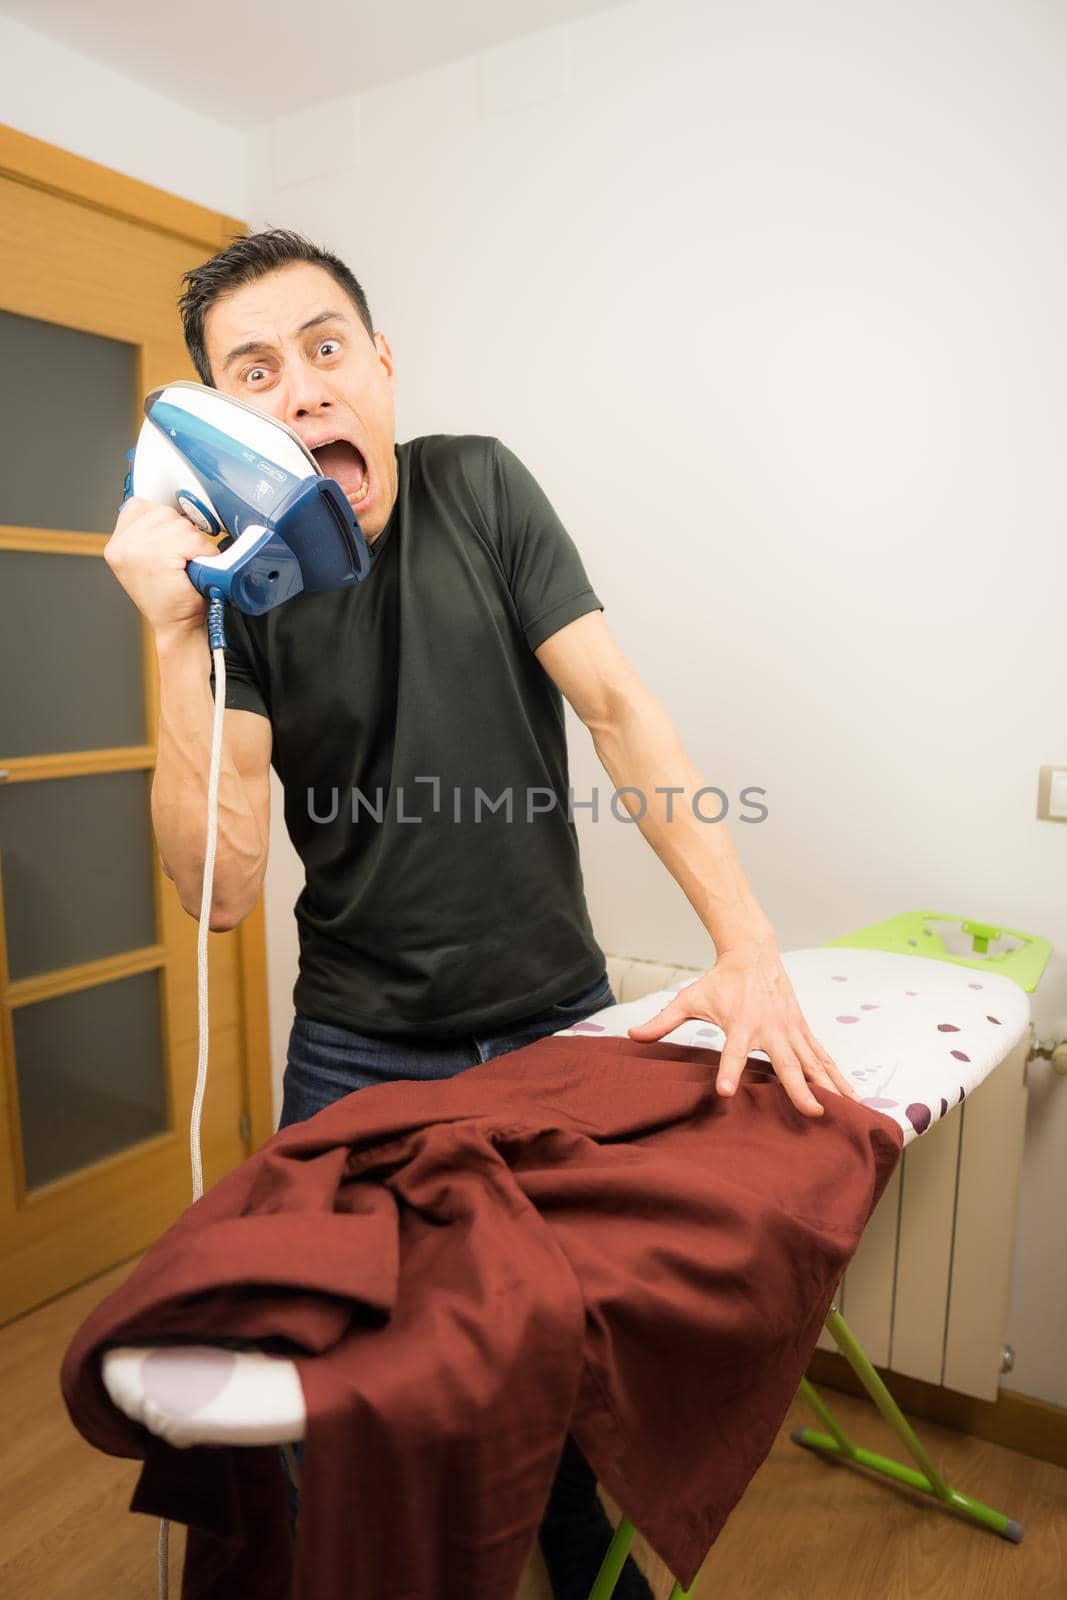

{"left": 220, "top": 433, "right": 607, "bottom": 1038}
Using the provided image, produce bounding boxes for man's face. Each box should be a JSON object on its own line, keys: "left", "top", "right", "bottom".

{"left": 203, "top": 261, "right": 398, "bottom": 539}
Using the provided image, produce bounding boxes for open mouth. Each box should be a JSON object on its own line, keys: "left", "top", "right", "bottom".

{"left": 310, "top": 438, "right": 370, "bottom": 506}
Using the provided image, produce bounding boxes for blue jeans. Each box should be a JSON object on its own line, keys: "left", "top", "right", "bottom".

{"left": 276, "top": 972, "right": 652, "bottom": 1598}
{"left": 278, "top": 970, "right": 614, "bottom": 1127}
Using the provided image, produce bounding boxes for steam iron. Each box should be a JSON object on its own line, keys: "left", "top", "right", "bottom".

{"left": 124, "top": 380, "right": 371, "bottom": 615}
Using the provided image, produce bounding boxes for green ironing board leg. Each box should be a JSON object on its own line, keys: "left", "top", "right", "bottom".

{"left": 792, "top": 1307, "right": 1023, "bottom": 1543}
{"left": 585, "top": 1515, "right": 700, "bottom": 1599}
{"left": 585, "top": 1517, "right": 634, "bottom": 1600}
{"left": 584, "top": 1301, "right": 1024, "bottom": 1600}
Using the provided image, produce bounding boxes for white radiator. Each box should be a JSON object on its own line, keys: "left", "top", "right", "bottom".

{"left": 602, "top": 952, "right": 1029, "bottom": 1402}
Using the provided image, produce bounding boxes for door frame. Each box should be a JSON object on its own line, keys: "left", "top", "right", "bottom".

{"left": 0, "top": 123, "right": 246, "bottom": 250}
{"left": 0, "top": 124, "right": 274, "bottom": 1313}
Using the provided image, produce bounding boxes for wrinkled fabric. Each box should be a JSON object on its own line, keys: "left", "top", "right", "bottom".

{"left": 60, "top": 1034, "right": 902, "bottom": 1600}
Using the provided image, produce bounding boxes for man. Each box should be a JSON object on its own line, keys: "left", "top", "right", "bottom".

{"left": 106, "top": 228, "right": 858, "bottom": 1598}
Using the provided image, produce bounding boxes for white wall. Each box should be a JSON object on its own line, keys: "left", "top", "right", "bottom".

{"left": 247, "top": 0, "right": 1067, "bottom": 1406}
{"left": 0, "top": 14, "right": 247, "bottom": 216}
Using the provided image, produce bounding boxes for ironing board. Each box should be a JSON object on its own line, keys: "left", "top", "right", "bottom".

{"left": 101, "top": 945, "right": 1034, "bottom": 1594}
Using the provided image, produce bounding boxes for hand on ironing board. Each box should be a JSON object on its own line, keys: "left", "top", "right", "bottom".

{"left": 628, "top": 934, "right": 861, "bottom": 1119}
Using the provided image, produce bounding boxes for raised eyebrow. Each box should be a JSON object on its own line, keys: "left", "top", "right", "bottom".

{"left": 221, "top": 312, "right": 348, "bottom": 373}
{"left": 297, "top": 310, "right": 348, "bottom": 337}
{"left": 221, "top": 338, "right": 274, "bottom": 373}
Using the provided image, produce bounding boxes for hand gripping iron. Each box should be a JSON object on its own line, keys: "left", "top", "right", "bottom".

{"left": 124, "top": 380, "right": 371, "bottom": 615}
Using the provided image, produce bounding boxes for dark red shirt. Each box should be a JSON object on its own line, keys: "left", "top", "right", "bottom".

{"left": 61, "top": 1034, "right": 902, "bottom": 1599}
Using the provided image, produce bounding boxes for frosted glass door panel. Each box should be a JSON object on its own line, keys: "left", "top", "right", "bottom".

{"left": 0, "top": 309, "right": 136, "bottom": 533}
{"left": 13, "top": 970, "right": 166, "bottom": 1188}
{"left": 0, "top": 771, "right": 156, "bottom": 980}
{"left": 0, "top": 551, "right": 146, "bottom": 758}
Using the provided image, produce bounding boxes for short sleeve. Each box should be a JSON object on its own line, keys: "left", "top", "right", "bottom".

{"left": 490, "top": 439, "right": 604, "bottom": 651}
{"left": 208, "top": 607, "right": 271, "bottom": 720}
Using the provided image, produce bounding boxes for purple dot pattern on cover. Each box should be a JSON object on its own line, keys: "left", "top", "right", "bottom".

{"left": 554, "top": 952, "right": 1025, "bottom": 1150}
{"left": 814, "top": 961, "right": 1017, "bottom": 1145}
{"left": 142, "top": 1347, "right": 236, "bottom": 1415}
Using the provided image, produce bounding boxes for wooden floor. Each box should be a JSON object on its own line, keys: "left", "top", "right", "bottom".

{"left": 3, "top": 1262, "right": 1065, "bottom": 1599}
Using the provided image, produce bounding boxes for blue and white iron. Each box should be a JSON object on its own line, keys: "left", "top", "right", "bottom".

{"left": 124, "top": 380, "right": 371, "bottom": 615}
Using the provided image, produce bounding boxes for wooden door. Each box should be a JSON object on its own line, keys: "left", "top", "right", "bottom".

{"left": 0, "top": 126, "right": 274, "bottom": 1322}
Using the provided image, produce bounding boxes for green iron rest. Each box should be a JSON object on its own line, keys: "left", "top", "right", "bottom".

{"left": 824, "top": 911, "right": 1052, "bottom": 993}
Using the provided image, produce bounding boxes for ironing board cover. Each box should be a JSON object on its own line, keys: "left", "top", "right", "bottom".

{"left": 562, "top": 947, "right": 1031, "bottom": 1149}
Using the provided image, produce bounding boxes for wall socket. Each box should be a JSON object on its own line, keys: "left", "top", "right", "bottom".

{"left": 1037, "top": 766, "right": 1067, "bottom": 822}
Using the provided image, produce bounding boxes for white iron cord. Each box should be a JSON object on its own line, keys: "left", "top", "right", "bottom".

{"left": 191, "top": 639, "right": 226, "bottom": 1206}
{"left": 157, "top": 632, "right": 227, "bottom": 1599}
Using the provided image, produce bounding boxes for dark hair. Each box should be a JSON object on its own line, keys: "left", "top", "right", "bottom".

{"left": 178, "top": 228, "right": 375, "bottom": 385}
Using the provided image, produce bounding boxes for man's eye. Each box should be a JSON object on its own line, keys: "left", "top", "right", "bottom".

{"left": 318, "top": 340, "right": 341, "bottom": 357}
{"left": 244, "top": 367, "right": 268, "bottom": 384}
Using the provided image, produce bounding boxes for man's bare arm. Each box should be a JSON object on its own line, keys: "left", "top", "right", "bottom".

{"left": 105, "top": 496, "right": 272, "bottom": 931}
{"left": 534, "top": 611, "right": 771, "bottom": 953}
{"left": 535, "top": 609, "right": 857, "bottom": 1116}
{"left": 152, "top": 630, "right": 271, "bottom": 929}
